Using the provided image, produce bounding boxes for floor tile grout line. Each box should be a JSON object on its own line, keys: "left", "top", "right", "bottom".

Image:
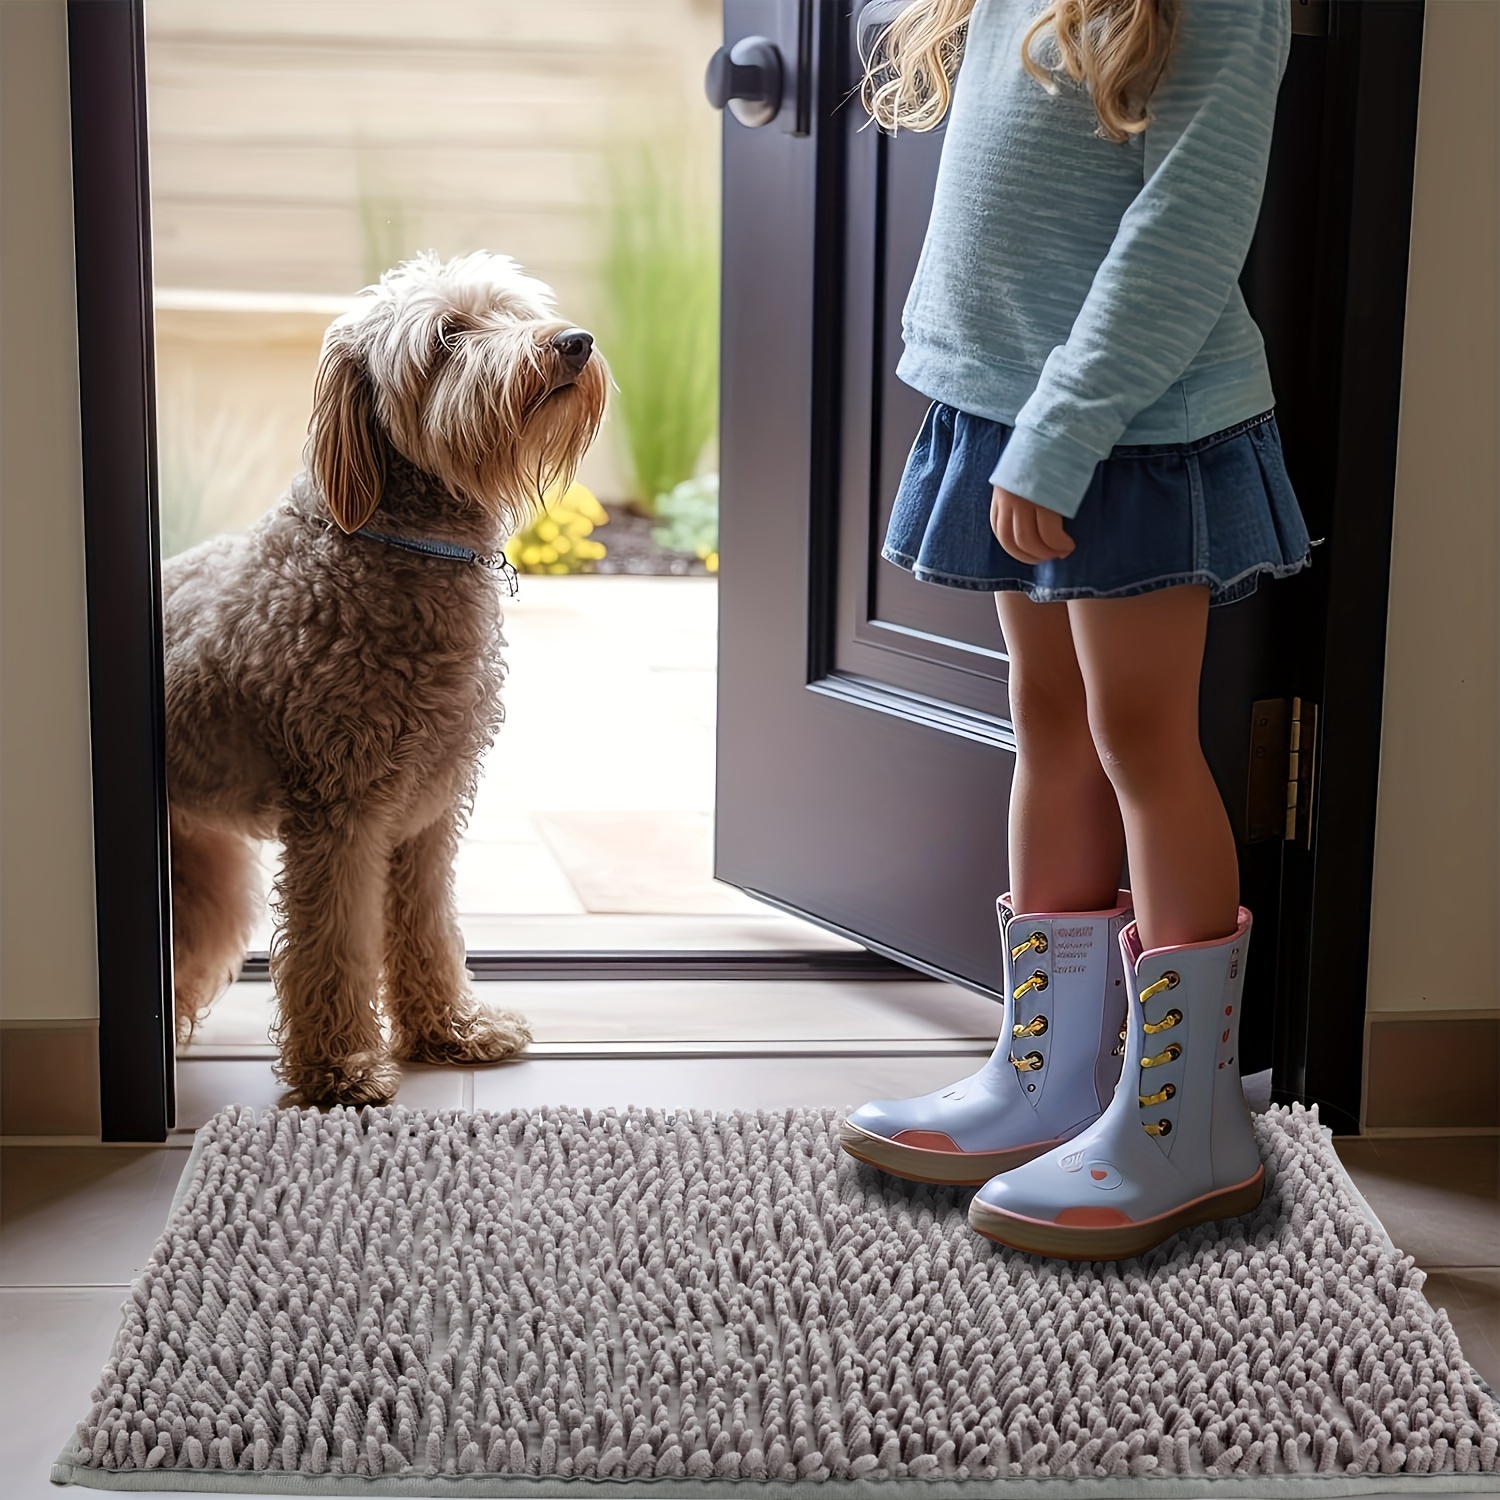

{"left": 0, "top": 1138, "right": 196, "bottom": 1149}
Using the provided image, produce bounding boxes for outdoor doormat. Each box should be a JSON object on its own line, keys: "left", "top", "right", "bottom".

{"left": 53, "top": 1104, "right": 1499, "bottom": 1496}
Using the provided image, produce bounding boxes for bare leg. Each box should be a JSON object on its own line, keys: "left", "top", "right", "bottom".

{"left": 996, "top": 592, "right": 1126, "bottom": 913}
{"left": 1067, "top": 587, "right": 1239, "bottom": 950}
{"left": 169, "top": 812, "right": 259, "bottom": 1044}
{"left": 270, "top": 811, "right": 398, "bottom": 1106}
{"left": 383, "top": 813, "right": 530, "bottom": 1065}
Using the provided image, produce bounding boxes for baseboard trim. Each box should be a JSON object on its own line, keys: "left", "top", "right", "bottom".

{"left": 1362, "top": 1010, "right": 1499, "bottom": 1131}
{"left": 0, "top": 1021, "right": 101, "bottom": 1136}
{"left": 0, "top": 1016, "right": 97, "bottom": 1029}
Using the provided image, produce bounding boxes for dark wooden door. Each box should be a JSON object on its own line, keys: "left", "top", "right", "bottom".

{"left": 712, "top": 0, "right": 1423, "bottom": 1129}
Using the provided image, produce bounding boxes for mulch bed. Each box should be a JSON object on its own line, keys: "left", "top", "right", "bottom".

{"left": 589, "top": 506, "right": 712, "bottom": 577}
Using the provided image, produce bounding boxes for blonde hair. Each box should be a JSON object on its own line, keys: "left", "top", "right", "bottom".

{"left": 862, "top": 0, "right": 1179, "bottom": 143}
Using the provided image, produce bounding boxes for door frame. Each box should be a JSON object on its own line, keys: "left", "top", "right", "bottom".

{"left": 69, "top": 0, "right": 174, "bottom": 1143}
{"left": 1264, "top": 0, "right": 1426, "bottom": 1132}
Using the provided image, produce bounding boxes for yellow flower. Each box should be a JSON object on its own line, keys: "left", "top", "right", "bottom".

{"left": 504, "top": 481, "right": 610, "bottom": 574}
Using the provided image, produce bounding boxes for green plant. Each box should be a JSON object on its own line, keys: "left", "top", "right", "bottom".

{"left": 354, "top": 147, "right": 419, "bottom": 284}
{"left": 505, "top": 481, "right": 609, "bottom": 574}
{"left": 598, "top": 137, "right": 719, "bottom": 515}
{"left": 651, "top": 473, "right": 719, "bottom": 573}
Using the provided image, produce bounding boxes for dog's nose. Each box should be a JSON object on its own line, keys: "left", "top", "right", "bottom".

{"left": 550, "top": 328, "right": 594, "bottom": 375}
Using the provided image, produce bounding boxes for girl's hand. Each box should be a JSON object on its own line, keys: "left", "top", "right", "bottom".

{"left": 991, "top": 485, "right": 1075, "bottom": 564}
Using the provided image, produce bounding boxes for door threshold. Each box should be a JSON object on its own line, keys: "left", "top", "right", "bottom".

{"left": 740, "top": 889, "right": 1006, "bottom": 1003}
{"left": 181, "top": 1037, "right": 997, "bottom": 1063}
{"left": 236, "top": 948, "right": 919, "bottom": 983}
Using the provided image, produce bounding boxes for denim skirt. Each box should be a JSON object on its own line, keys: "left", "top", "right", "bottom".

{"left": 882, "top": 403, "right": 1312, "bottom": 607}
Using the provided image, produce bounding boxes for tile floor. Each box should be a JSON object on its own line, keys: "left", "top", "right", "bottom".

{"left": 4, "top": 977, "right": 1496, "bottom": 1498}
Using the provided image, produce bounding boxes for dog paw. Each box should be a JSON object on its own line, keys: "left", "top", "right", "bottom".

{"left": 278, "top": 1052, "right": 402, "bottom": 1108}
{"left": 394, "top": 1003, "right": 532, "bottom": 1066}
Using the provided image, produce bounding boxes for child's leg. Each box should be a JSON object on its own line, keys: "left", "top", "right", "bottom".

{"left": 1066, "top": 586, "right": 1239, "bottom": 950}
{"left": 836, "top": 591, "right": 1136, "bottom": 1188}
{"left": 996, "top": 592, "right": 1125, "bottom": 913}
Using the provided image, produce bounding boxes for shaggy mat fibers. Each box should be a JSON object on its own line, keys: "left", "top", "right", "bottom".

{"left": 52, "top": 1104, "right": 1499, "bottom": 1495}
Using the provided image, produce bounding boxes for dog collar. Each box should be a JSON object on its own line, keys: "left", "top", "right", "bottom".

{"left": 353, "top": 526, "right": 519, "bottom": 595}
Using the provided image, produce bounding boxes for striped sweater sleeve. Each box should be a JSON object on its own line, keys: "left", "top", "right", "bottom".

{"left": 991, "top": 0, "right": 1291, "bottom": 518}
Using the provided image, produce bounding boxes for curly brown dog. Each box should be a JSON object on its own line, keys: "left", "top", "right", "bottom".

{"left": 164, "top": 251, "right": 608, "bottom": 1106}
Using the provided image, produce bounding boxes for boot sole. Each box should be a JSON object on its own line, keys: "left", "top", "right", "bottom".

{"left": 968, "top": 1165, "right": 1266, "bottom": 1260}
{"left": 839, "top": 1119, "right": 1064, "bottom": 1186}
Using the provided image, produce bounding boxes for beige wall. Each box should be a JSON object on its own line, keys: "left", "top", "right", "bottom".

{"left": 0, "top": 0, "right": 99, "bottom": 1025}
{"left": 1365, "top": 0, "right": 1500, "bottom": 1017}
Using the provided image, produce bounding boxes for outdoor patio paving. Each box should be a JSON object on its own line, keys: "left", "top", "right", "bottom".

{"left": 246, "top": 573, "right": 838, "bottom": 952}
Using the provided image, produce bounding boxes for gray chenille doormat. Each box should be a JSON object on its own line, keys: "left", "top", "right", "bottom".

{"left": 52, "top": 1104, "right": 1499, "bottom": 1497}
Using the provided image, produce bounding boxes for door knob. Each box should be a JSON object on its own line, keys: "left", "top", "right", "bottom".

{"left": 704, "top": 36, "right": 783, "bottom": 128}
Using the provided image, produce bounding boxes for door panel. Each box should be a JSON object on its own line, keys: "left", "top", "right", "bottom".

{"left": 716, "top": 0, "right": 1038, "bottom": 995}
{"left": 836, "top": 117, "right": 1012, "bottom": 716}
{"left": 715, "top": 0, "right": 1424, "bottom": 1116}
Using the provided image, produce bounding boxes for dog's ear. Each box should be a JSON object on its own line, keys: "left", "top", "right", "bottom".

{"left": 308, "top": 337, "right": 385, "bottom": 533}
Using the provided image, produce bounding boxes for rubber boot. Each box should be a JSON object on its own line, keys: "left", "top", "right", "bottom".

{"left": 968, "top": 908, "right": 1265, "bottom": 1259}
{"left": 840, "top": 891, "right": 1133, "bottom": 1185}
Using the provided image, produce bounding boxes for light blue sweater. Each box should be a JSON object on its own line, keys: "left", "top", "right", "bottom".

{"left": 897, "top": 0, "right": 1290, "bottom": 518}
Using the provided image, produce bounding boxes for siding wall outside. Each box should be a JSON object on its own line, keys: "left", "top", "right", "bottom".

{"left": 146, "top": 0, "right": 721, "bottom": 301}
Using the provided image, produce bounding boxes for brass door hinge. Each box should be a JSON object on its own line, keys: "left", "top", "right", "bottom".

{"left": 1246, "top": 696, "right": 1318, "bottom": 848}
{"left": 1287, "top": 696, "right": 1318, "bottom": 846}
